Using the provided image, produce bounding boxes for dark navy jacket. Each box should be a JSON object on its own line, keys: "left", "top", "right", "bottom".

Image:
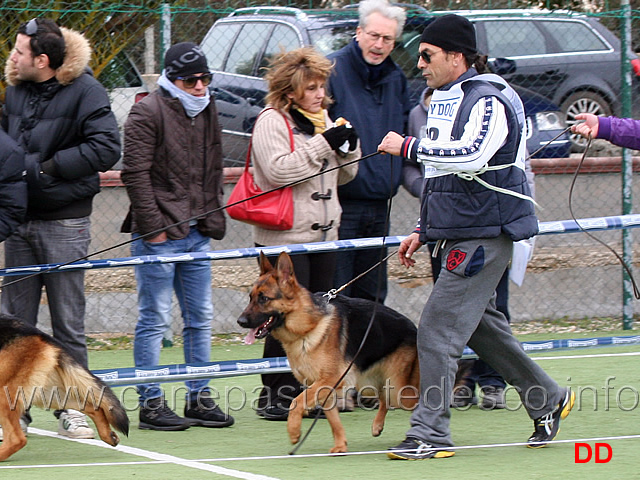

{"left": 327, "top": 40, "right": 411, "bottom": 201}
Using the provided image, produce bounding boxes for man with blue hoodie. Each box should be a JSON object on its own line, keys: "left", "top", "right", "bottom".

{"left": 327, "top": 0, "right": 411, "bottom": 303}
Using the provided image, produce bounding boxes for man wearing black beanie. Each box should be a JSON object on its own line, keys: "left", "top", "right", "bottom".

{"left": 121, "top": 42, "right": 233, "bottom": 431}
{"left": 379, "top": 14, "right": 574, "bottom": 460}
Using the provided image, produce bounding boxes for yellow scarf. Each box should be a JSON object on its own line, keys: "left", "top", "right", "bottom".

{"left": 294, "top": 107, "right": 327, "bottom": 135}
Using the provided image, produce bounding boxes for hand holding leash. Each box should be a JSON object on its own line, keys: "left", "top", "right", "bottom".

{"left": 378, "top": 131, "right": 405, "bottom": 156}
{"left": 398, "top": 232, "right": 422, "bottom": 268}
{"left": 571, "top": 113, "right": 599, "bottom": 139}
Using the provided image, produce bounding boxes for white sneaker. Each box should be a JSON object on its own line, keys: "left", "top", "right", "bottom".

{"left": 57, "top": 409, "right": 95, "bottom": 439}
{"left": 0, "top": 416, "right": 29, "bottom": 441}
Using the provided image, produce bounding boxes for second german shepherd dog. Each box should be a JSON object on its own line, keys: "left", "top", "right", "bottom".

{"left": 238, "top": 252, "right": 420, "bottom": 453}
{"left": 0, "top": 314, "right": 129, "bottom": 461}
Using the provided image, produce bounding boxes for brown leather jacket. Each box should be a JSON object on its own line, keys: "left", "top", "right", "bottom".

{"left": 121, "top": 88, "right": 226, "bottom": 240}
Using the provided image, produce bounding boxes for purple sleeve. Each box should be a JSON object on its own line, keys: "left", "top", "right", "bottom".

{"left": 599, "top": 116, "right": 640, "bottom": 150}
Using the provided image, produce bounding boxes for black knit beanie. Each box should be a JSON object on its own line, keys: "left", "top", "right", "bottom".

{"left": 164, "top": 42, "right": 209, "bottom": 81}
{"left": 420, "top": 14, "right": 477, "bottom": 56}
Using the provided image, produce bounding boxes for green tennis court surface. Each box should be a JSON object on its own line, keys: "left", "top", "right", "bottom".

{"left": 2, "top": 331, "right": 638, "bottom": 479}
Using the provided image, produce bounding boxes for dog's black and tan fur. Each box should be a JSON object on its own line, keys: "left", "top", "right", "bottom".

{"left": 238, "top": 252, "right": 420, "bottom": 453}
{"left": 0, "top": 314, "right": 129, "bottom": 461}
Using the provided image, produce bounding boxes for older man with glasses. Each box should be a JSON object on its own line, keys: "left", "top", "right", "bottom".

{"left": 326, "top": 0, "right": 412, "bottom": 306}
{"left": 120, "top": 42, "right": 233, "bottom": 432}
{"left": 1, "top": 17, "right": 120, "bottom": 441}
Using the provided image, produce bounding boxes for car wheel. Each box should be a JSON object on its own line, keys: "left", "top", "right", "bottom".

{"left": 561, "top": 91, "right": 613, "bottom": 152}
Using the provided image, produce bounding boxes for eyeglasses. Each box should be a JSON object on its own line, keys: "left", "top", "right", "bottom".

{"left": 176, "top": 73, "right": 213, "bottom": 88}
{"left": 363, "top": 30, "right": 395, "bottom": 45}
{"left": 25, "top": 18, "right": 39, "bottom": 36}
{"left": 419, "top": 49, "right": 444, "bottom": 64}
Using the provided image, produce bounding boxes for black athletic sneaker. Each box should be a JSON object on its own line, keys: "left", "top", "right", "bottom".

{"left": 185, "top": 395, "right": 234, "bottom": 428}
{"left": 527, "top": 389, "right": 576, "bottom": 448}
{"left": 139, "top": 398, "right": 190, "bottom": 431}
{"left": 387, "top": 437, "right": 455, "bottom": 460}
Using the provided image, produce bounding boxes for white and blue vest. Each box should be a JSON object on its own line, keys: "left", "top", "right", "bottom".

{"left": 416, "top": 70, "right": 538, "bottom": 243}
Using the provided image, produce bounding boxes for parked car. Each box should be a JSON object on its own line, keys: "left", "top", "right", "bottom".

{"left": 200, "top": 6, "right": 571, "bottom": 165}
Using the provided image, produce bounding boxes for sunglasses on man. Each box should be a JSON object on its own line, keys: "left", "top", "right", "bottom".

{"left": 176, "top": 73, "right": 213, "bottom": 88}
{"left": 419, "top": 49, "right": 444, "bottom": 64}
{"left": 25, "top": 18, "right": 39, "bottom": 36}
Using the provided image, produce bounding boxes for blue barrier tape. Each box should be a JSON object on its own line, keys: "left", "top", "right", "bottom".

{"left": 1, "top": 214, "right": 640, "bottom": 277}
{"left": 93, "top": 335, "right": 640, "bottom": 386}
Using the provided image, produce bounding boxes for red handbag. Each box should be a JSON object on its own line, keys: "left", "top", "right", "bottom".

{"left": 226, "top": 109, "right": 295, "bottom": 230}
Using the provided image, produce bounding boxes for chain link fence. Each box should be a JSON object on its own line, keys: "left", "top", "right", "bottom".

{"left": 0, "top": 1, "right": 639, "bottom": 337}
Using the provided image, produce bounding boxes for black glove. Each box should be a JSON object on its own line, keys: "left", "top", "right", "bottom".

{"left": 347, "top": 127, "right": 359, "bottom": 152}
{"left": 321, "top": 125, "right": 352, "bottom": 152}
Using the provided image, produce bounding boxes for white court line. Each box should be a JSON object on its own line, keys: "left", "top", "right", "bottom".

{"left": 532, "top": 352, "right": 640, "bottom": 361}
{"left": 2, "top": 427, "right": 279, "bottom": 479}
{"left": 1, "top": 434, "right": 638, "bottom": 468}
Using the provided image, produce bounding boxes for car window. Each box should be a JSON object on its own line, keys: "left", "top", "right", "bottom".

{"left": 202, "top": 23, "right": 242, "bottom": 71}
{"left": 225, "top": 23, "right": 273, "bottom": 76}
{"left": 393, "top": 32, "right": 421, "bottom": 79}
{"left": 483, "top": 20, "right": 546, "bottom": 57}
{"left": 258, "top": 24, "right": 302, "bottom": 77}
{"left": 309, "top": 26, "right": 355, "bottom": 56}
{"left": 542, "top": 20, "right": 610, "bottom": 53}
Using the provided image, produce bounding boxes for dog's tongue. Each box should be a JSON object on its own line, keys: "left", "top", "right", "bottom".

{"left": 244, "top": 328, "right": 258, "bottom": 345}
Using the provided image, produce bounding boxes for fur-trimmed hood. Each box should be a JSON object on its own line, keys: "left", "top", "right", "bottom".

{"left": 5, "top": 27, "right": 91, "bottom": 87}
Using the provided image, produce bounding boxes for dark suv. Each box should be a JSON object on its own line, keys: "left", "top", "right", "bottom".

{"left": 201, "top": 6, "right": 571, "bottom": 165}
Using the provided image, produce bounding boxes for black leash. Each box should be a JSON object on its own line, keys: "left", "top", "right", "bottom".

{"left": 525, "top": 126, "right": 573, "bottom": 161}
{"left": 567, "top": 134, "right": 640, "bottom": 299}
{"left": 0, "top": 151, "right": 380, "bottom": 290}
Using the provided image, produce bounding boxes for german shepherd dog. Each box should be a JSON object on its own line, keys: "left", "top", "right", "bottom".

{"left": 0, "top": 314, "right": 129, "bottom": 461}
{"left": 238, "top": 252, "right": 420, "bottom": 453}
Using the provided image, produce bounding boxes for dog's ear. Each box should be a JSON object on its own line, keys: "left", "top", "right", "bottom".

{"left": 259, "top": 252, "right": 273, "bottom": 275}
{"left": 275, "top": 252, "right": 296, "bottom": 284}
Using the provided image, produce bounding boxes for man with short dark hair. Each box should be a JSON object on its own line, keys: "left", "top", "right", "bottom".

{"left": 379, "top": 14, "right": 574, "bottom": 460}
{"left": 1, "top": 17, "right": 121, "bottom": 439}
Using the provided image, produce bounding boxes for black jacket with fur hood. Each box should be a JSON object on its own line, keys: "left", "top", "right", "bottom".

{"left": 2, "top": 27, "right": 120, "bottom": 220}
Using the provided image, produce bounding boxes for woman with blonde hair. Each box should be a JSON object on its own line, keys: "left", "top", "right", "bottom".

{"left": 250, "top": 47, "right": 360, "bottom": 420}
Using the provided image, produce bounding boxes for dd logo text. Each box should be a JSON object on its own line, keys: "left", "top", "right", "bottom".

{"left": 574, "top": 443, "right": 612, "bottom": 463}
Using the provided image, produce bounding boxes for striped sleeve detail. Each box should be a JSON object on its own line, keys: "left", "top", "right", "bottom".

{"left": 401, "top": 136, "right": 418, "bottom": 160}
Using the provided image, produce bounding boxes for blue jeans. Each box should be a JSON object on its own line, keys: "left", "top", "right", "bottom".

{"left": 132, "top": 228, "right": 214, "bottom": 404}
{"left": 334, "top": 200, "right": 390, "bottom": 303}
{"left": 1, "top": 218, "right": 91, "bottom": 367}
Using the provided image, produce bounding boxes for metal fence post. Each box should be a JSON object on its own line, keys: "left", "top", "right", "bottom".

{"left": 620, "top": 2, "right": 635, "bottom": 330}
{"left": 161, "top": 3, "right": 171, "bottom": 65}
